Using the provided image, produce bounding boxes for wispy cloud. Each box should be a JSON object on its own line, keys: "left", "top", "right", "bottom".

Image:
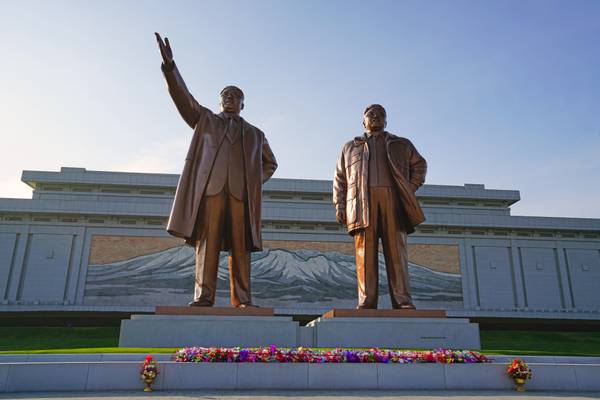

{"left": 110, "top": 136, "right": 190, "bottom": 174}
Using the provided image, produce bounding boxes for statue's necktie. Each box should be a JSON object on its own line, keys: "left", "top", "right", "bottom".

{"left": 226, "top": 118, "right": 238, "bottom": 143}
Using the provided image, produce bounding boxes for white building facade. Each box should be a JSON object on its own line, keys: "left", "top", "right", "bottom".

{"left": 0, "top": 167, "right": 599, "bottom": 319}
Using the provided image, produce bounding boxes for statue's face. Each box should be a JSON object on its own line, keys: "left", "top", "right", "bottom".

{"left": 363, "top": 108, "right": 386, "bottom": 132}
{"left": 220, "top": 88, "right": 244, "bottom": 115}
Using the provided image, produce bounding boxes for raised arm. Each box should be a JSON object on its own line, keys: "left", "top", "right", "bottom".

{"left": 333, "top": 148, "right": 348, "bottom": 224}
{"left": 155, "top": 33, "right": 208, "bottom": 129}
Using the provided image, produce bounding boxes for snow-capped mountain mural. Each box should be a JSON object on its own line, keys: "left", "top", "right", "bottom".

{"left": 84, "top": 245, "right": 463, "bottom": 310}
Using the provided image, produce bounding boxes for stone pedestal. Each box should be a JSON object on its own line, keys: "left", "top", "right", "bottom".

{"left": 306, "top": 309, "right": 481, "bottom": 349}
{"left": 119, "top": 307, "right": 480, "bottom": 349}
{"left": 119, "top": 307, "right": 298, "bottom": 348}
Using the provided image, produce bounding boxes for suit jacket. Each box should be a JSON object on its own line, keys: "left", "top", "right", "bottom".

{"left": 162, "top": 62, "right": 278, "bottom": 250}
{"left": 333, "top": 131, "right": 426, "bottom": 234}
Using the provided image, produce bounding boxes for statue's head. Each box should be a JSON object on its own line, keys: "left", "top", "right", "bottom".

{"left": 363, "top": 104, "right": 387, "bottom": 132}
{"left": 220, "top": 86, "right": 244, "bottom": 115}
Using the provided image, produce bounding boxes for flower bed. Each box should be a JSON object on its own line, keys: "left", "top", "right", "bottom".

{"left": 174, "top": 346, "right": 491, "bottom": 364}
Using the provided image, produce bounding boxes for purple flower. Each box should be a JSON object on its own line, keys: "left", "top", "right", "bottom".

{"left": 344, "top": 350, "right": 360, "bottom": 363}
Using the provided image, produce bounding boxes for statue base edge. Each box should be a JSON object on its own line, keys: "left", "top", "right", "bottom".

{"left": 322, "top": 308, "right": 447, "bottom": 318}
{"left": 155, "top": 305, "right": 274, "bottom": 317}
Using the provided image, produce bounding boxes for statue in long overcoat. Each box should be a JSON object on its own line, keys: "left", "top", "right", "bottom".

{"left": 155, "top": 33, "right": 277, "bottom": 307}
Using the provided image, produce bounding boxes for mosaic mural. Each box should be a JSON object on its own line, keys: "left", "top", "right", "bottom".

{"left": 84, "top": 236, "right": 463, "bottom": 310}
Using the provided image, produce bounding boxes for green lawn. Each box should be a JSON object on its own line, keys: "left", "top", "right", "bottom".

{"left": 0, "top": 327, "right": 120, "bottom": 352}
{"left": 0, "top": 327, "right": 176, "bottom": 354}
{"left": 480, "top": 330, "right": 600, "bottom": 357}
{"left": 1, "top": 327, "right": 599, "bottom": 356}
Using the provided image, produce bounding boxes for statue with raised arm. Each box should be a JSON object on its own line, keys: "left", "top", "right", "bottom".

{"left": 155, "top": 33, "right": 278, "bottom": 308}
{"left": 333, "top": 104, "right": 427, "bottom": 310}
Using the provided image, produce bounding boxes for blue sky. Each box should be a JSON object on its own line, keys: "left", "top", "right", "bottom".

{"left": 1, "top": 0, "right": 599, "bottom": 217}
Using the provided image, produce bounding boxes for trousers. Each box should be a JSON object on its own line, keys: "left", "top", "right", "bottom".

{"left": 354, "top": 186, "right": 412, "bottom": 308}
{"left": 193, "top": 189, "right": 251, "bottom": 306}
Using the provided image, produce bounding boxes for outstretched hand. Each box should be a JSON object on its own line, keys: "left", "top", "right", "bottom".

{"left": 155, "top": 32, "right": 174, "bottom": 66}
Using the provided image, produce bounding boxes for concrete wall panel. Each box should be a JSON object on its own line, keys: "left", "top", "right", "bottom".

{"left": 161, "top": 362, "right": 236, "bottom": 389}
{"left": 6, "top": 363, "right": 88, "bottom": 392}
{"left": 473, "top": 246, "right": 515, "bottom": 308}
{"left": 564, "top": 248, "right": 600, "bottom": 309}
{"left": 237, "top": 363, "right": 308, "bottom": 389}
{"left": 308, "top": 364, "right": 378, "bottom": 389}
{"left": 0, "top": 233, "right": 17, "bottom": 301}
{"left": 525, "top": 364, "right": 578, "bottom": 391}
{"left": 574, "top": 364, "right": 600, "bottom": 391}
{"left": 86, "top": 362, "right": 154, "bottom": 391}
{"left": 377, "top": 363, "right": 446, "bottom": 389}
{"left": 0, "top": 364, "right": 8, "bottom": 392}
{"left": 520, "top": 247, "right": 563, "bottom": 309}
{"left": 18, "top": 234, "right": 73, "bottom": 302}
{"left": 444, "top": 363, "right": 511, "bottom": 390}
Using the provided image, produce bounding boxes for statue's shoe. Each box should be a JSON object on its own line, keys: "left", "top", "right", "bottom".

{"left": 398, "top": 303, "right": 416, "bottom": 310}
{"left": 236, "top": 303, "right": 259, "bottom": 308}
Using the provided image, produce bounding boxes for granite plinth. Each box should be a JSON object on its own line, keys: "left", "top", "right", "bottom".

{"left": 155, "top": 306, "right": 274, "bottom": 316}
{"left": 119, "top": 314, "right": 298, "bottom": 348}
{"left": 307, "top": 314, "right": 481, "bottom": 349}
{"left": 323, "top": 308, "right": 447, "bottom": 318}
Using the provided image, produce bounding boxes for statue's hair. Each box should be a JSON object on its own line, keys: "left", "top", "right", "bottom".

{"left": 364, "top": 104, "right": 386, "bottom": 118}
{"left": 220, "top": 86, "right": 244, "bottom": 101}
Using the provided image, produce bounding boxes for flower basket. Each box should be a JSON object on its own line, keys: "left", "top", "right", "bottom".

{"left": 506, "top": 358, "right": 532, "bottom": 391}
{"left": 140, "top": 355, "right": 159, "bottom": 392}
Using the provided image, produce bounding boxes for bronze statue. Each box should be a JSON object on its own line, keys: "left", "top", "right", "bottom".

{"left": 155, "top": 33, "right": 278, "bottom": 308}
{"left": 333, "top": 104, "right": 427, "bottom": 309}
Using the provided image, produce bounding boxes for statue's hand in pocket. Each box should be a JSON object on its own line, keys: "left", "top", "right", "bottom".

{"left": 336, "top": 209, "right": 347, "bottom": 225}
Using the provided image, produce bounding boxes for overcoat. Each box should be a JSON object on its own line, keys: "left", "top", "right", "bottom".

{"left": 333, "top": 132, "right": 427, "bottom": 234}
{"left": 162, "top": 63, "right": 277, "bottom": 250}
